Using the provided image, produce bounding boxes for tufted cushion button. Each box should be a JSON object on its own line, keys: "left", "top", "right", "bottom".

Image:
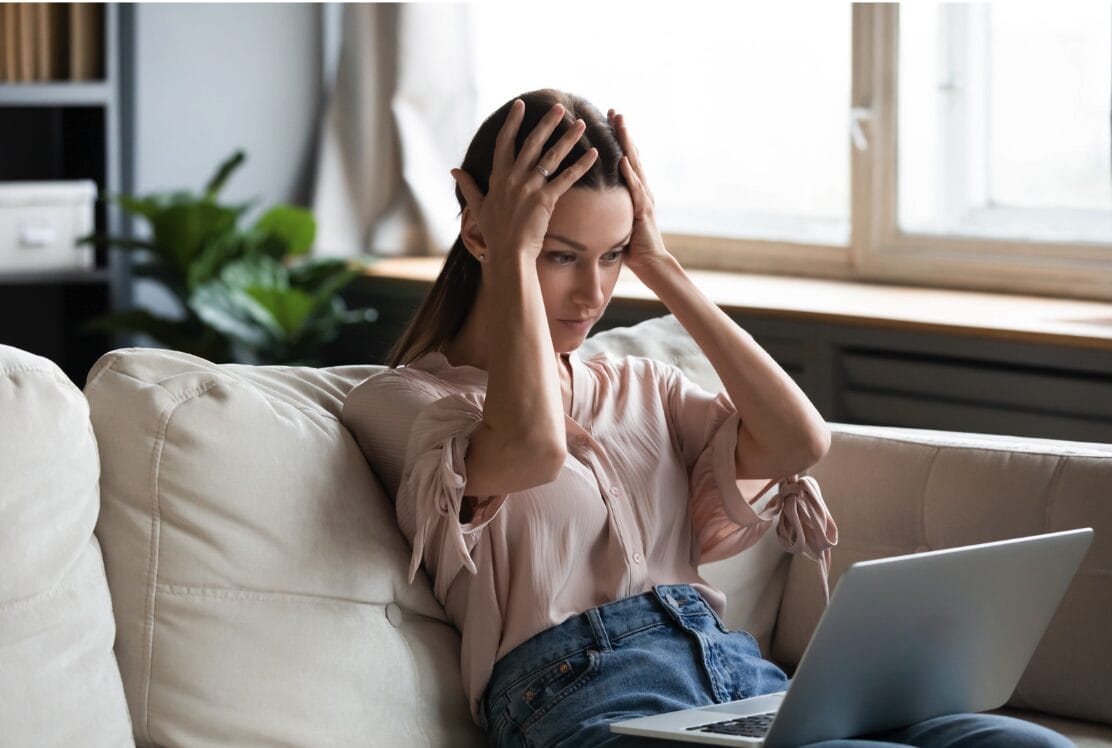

{"left": 385, "top": 602, "right": 403, "bottom": 627}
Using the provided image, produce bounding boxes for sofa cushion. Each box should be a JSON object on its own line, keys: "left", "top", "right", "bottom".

{"left": 0, "top": 345, "right": 132, "bottom": 747}
{"left": 776, "top": 424, "right": 1112, "bottom": 727}
{"left": 84, "top": 349, "right": 484, "bottom": 747}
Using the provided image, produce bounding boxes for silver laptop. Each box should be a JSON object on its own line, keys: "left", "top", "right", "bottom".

{"left": 610, "top": 527, "right": 1093, "bottom": 746}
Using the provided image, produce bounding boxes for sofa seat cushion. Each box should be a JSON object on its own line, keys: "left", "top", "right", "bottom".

{"left": 84, "top": 348, "right": 485, "bottom": 747}
{"left": 0, "top": 345, "right": 132, "bottom": 747}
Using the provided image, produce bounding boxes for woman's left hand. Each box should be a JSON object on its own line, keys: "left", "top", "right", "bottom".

{"left": 608, "top": 109, "right": 672, "bottom": 275}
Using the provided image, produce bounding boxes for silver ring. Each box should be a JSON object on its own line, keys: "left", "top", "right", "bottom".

{"left": 535, "top": 164, "right": 551, "bottom": 179}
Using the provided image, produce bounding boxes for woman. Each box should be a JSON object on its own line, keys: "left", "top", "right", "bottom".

{"left": 342, "top": 89, "right": 1070, "bottom": 748}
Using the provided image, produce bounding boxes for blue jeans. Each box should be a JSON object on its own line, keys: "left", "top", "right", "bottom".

{"left": 479, "top": 584, "right": 1071, "bottom": 748}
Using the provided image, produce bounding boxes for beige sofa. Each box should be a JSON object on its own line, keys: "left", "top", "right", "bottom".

{"left": 1, "top": 315, "right": 1109, "bottom": 747}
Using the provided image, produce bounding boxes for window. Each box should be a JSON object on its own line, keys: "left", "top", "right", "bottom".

{"left": 898, "top": 4, "right": 1112, "bottom": 244}
{"left": 472, "top": 3, "right": 852, "bottom": 246}
{"left": 468, "top": 4, "right": 1112, "bottom": 300}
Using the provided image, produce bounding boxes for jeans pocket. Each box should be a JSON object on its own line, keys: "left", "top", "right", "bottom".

{"left": 515, "top": 647, "right": 601, "bottom": 731}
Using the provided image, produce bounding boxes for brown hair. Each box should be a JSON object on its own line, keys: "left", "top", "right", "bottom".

{"left": 385, "top": 88, "right": 628, "bottom": 367}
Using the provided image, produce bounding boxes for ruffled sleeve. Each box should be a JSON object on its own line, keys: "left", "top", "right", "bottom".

{"left": 660, "top": 363, "right": 839, "bottom": 599}
{"left": 396, "top": 392, "right": 508, "bottom": 601}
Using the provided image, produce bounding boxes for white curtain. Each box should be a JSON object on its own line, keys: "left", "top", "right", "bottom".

{"left": 310, "top": 3, "right": 477, "bottom": 258}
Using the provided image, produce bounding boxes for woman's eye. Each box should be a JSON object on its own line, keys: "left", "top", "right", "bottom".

{"left": 603, "top": 250, "right": 624, "bottom": 263}
{"left": 548, "top": 252, "right": 576, "bottom": 265}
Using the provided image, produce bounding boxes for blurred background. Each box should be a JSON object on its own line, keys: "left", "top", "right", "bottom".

{"left": 1, "top": 1, "right": 1110, "bottom": 440}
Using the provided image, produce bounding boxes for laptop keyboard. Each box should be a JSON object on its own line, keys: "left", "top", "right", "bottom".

{"left": 685, "top": 711, "right": 776, "bottom": 737}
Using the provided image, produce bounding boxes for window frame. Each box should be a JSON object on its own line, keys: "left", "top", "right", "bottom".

{"left": 664, "top": 3, "right": 1112, "bottom": 302}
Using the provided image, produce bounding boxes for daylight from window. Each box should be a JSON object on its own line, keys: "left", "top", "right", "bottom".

{"left": 898, "top": 4, "right": 1112, "bottom": 244}
{"left": 472, "top": 3, "right": 852, "bottom": 246}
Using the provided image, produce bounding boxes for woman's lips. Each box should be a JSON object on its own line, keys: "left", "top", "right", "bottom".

{"left": 558, "top": 318, "right": 594, "bottom": 333}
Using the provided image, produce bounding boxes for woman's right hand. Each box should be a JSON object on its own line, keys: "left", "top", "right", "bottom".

{"left": 451, "top": 99, "right": 598, "bottom": 262}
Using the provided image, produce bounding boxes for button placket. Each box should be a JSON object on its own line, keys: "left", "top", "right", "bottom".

{"left": 590, "top": 452, "right": 644, "bottom": 594}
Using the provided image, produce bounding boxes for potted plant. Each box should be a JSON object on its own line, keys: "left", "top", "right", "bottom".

{"left": 84, "top": 150, "right": 376, "bottom": 365}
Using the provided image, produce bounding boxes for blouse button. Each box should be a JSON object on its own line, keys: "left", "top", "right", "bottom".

{"left": 632, "top": 552, "right": 644, "bottom": 564}
{"left": 609, "top": 486, "right": 621, "bottom": 496}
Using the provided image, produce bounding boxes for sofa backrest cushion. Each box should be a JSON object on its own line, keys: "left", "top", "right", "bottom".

{"left": 0, "top": 345, "right": 133, "bottom": 747}
{"left": 84, "top": 348, "right": 485, "bottom": 747}
{"left": 81, "top": 315, "right": 794, "bottom": 747}
{"left": 775, "top": 424, "right": 1112, "bottom": 726}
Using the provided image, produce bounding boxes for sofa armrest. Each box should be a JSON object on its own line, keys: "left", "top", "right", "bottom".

{"left": 0, "top": 345, "right": 133, "bottom": 746}
{"left": 772, "top": 423, "right": 1112, "bottom": 727}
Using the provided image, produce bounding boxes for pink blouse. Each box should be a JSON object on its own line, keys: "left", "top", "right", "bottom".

{"left": 341, "top": 349, "right": 837, "bottom": 725}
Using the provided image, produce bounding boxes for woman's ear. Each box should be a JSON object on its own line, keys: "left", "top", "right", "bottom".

{"left": 459, "top": 206, "right": 488, "bottom": 260}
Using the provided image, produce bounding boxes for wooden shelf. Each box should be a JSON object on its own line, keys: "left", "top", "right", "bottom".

{"left": 0, "top": 268, "right": 109, "bottom": 285}
{"left": 359, "top": 256, "right": 1112, "bottom": 352}
{"left": 0, "top": 5, "right": 123, "bottom": 387}
{"left": 0, "top": 81, "right": 112, "bottom": 106}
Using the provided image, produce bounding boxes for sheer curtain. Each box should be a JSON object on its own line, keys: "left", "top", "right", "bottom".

{"left": 310, "top": 3, "right": 477, "bottom": 258}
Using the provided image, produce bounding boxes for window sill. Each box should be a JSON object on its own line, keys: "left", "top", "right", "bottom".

{"left": 359, "top": 256, "right": 1112, "bottom": 352}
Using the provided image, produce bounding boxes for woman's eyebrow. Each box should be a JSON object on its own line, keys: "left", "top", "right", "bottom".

{"left": 546, "top": 233, "right": 633, "bottom": 251}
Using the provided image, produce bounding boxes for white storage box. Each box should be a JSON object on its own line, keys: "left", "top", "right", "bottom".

{"left": 0, "top": 181, "right": 97, "bottom": 273}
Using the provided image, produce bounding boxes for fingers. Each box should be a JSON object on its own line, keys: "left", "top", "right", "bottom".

{"left": 536, "top": 118, "right": 587, "bottom": 177}
{"left": 517, "top": 102, "right": 569, "bottom": 176}
{"left": 618, "top": 156, "right": 647, "bottom": 213}
{"left": 610, "top": 109, "right": 655, "bottom": 206}
{"left": 608, "top": 109, "right": 642, "bottom": 171}
{"left": 450, "top": 168, "right": 483, "bottom": 211}
{"left": 547, "top": 148, "right": 599, "bottom": 196}
{"left": 492, "top": 99, "right": 525, "bottom": 180}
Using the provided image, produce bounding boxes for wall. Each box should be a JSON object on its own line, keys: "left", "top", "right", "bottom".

{"left": 129, "top": 3, "right": 323, "bottom": 316}
{"left": 132, "top": 3, "right": 322, "bottom": 206}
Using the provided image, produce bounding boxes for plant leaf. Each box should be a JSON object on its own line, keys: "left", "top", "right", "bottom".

{"left": 287, "top": 257, "right": 365, "bottom": 291}
{"left": 189, "top": 282, "right": 276, "bottom": 348}
{"left": 253, "top": 205, "right": 316, "bottom": 256}
{"left": 205, "top": 150, "right": 246, "bottom": 198}
{"left": 244, "top": 285, "right": 317, "bottom": 339}
{"left": 219, "top": 255, "right": 289, "bottom": 291}
{"left": 187, "top": 233, "right": 250, "bottom": 291}
{"left": 114, "top": 195, "right": 165, "bottom": 222}
{"left": 150, "top": 201, "right": 241, "bottom": 273}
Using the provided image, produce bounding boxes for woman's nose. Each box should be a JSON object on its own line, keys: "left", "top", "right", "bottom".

{"left": 571, "top": 265, "right": 606, "bottom": 308}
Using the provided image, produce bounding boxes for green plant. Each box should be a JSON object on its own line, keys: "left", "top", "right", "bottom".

{"left": 84, "top": 150, "right": 376, "bottom": 365}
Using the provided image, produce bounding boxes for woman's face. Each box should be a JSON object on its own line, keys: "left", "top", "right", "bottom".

{"left": 536, "top": 187, "right": 634, "bottom": 353}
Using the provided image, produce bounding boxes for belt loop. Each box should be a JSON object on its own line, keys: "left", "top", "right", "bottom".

{"left": 586, "top": 607, "right": 613, "bottom": 653}
{"left": 650, "top": 585, "right": 686, "bottom": 627}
